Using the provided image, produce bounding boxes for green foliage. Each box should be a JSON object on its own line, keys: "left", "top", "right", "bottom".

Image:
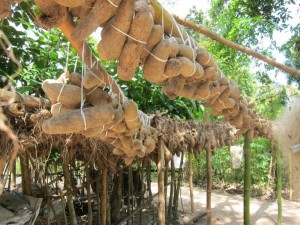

{"left": 192, "top": 138, "right": 272, "bottom": 191}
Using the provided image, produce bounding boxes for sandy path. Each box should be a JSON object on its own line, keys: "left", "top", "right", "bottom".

{"left": 152, "top": 184, "right": 300, "bottom": 225}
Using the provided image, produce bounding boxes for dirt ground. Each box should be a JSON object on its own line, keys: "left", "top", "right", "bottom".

{"left": 152, "top": 184, "right": 300, "bottom": 225}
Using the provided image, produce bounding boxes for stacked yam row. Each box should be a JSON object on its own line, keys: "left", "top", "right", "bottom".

{"left": 37, "top": 0, "right": 270, "bottom": 138}
{"left": 41, "top": 70, "right": 157, "bottom": 165}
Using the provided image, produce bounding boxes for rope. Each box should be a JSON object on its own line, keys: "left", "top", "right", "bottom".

{"left": 106, "top": 0, "right": 118, "bottom": 8}
{"left": 204, "top": 53, "right": 212, "bottom": 66}
{"left": 144, "top": 49, "right": 167, "bottom": 63}
{"left": 127, "top": 114, "right": 138, "bottom": 122}
{"left": 56, "top": 83, "right": 67, "bottom": 102}
{"left": 112, "top": 25, "right": 147, "bottom": 44}
{"left": 80, "top": 41, "right": 87, "bottom": 130}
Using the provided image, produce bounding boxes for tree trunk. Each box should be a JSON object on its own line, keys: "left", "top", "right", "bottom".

{"left": 62, "top": 156, "right": 77, "bottom": 225}
{"left": 243, "top": 132, "right": 251, "bottom": 225}
{"left": 111, "top": 170, "right": 122, "bottom": 223}
{"left": 189, "top": 152, "right": 195, "bottom": 213}
{"left": 20, "top": 153, "right": 32, "bottom": 196}
{"left": 158, "top": 141, "right": 165, "bottom": 225}
{"left": 275, "top": 143, "right": 282, "bottom": 225}
{"left": 206, "top": 147, "right": 212, "bottom": 225}
{"left": 86, "top": 167, "right": 93, "bottom": 225}
{"left": 101, "top": 167, "right": 108, "bottom": 225}
{"left": 168, "top": 159, "right": 175, "bottom": 221}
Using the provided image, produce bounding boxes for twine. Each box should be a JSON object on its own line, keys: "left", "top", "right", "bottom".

{"left": 127, "top": 114, "right": 138, "bottom": 122}
{"left": 106, "top": 0, "right": 118, "bottom": 8}
{"left": 80, "top": 41, "right": 87, "bottom": 130}
{"left": 203, "top": 53, "right": 212, "bottom": 66}
{"left": 144, "top": 49, "right": 167, "bottom": 63}
{"left": 112, "top": 25, "right": 147, "bottom": 44}
{"left": 56, "top": 83, "right": 67, "bottom": 102}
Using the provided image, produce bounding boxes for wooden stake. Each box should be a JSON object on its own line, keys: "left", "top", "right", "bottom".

{"left": 101, "top": 167, "right": 108, "bottom": 225}
{"left": 20, "top": 153, "right": 32, "bottom": 196}
{"left": 206, "top": 146, "right": 212, "bottom": 225}
{"left": 158, "top": 141, "right": 166, "bottom": 225}
{"left": 86, "top": 167, "right": 93, "bottom": 225}
{"left": 243, "top": 132, "right": 251, "bottom": 225}
{"left": 189, "top": 151, "right": 195, "bottom": 213}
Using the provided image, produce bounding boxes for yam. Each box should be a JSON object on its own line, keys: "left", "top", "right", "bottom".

{"left": 69, "top": 72, "right": 82, "bottom": 87}
{"left": 42, "top": 104, "right": 115, "bottom": 134}
{"left": 193, "top": 81, "right": 211, "bottom": 101}
{"left": 86, "top": 88, "right": 112, "bottom": 106}
{"left": 196, "top": 48, "right": 215, "bottom": 67}
{"left": 113, "top": 148, "right": 124, "bottom": 156}
{"left": 202, "top": 66, "right": 218, "bottom": 80}
{"left": 81, "top": 125, "right": 107, "bottom": 137}
{"left": 53, "top": 0, "right": 84, "bottom": 7}
{"left": 212, "top": 97, "right": 235, "bottom": 111}
{"left": 164, "top": 58, "right": 181, "bottom": 78}
{"left": 35, "top": 0, "right": 67, "bottom": 29}
{"left": 178, "top": 44, "right": 197, "bottom": 62}
{"left": 51, "top": 103, "right": 73, "bottom": 116}
{"left": 98, "top": 0, "right": 135, "bottom": 60}
{"left": 140, "top": 25, "right": 164, "bottom": 65}
{"left": 136, "top": 146, "right": 146, "bottom": 158}
{"left": 42, "top": 79, "right": 85, "bottom": 107}
{"left": 82, "top": 68, "right": 105, "bottom": 89}
{"left": 143, "top": 38, "right": 179, "bottom": 83}
{"left": 144, "top": 136, "right": 155, "bottom": 154}
{"left": 117, "top": 2, "right": 154, "bottom": 81}
{"left": 71, "top": 0, "right": 122, "bottom": 41}
{"left": 228, "top": 80, "right": 241, "bottom": 101}
{"left": 177, "top": 57, "right": 197, "bottom": 77}
{"left": 124, "top": 157, "right": 135, "bottom": 166}
{"left": 162, "top": 76, "right": 186, "bottom": 100}
{"left": 0, "top": 0, "right": 11, "bottom": 19}
{"left": 123, "top": 100, "right": 142, "bottom": 132}
{"left": 178, "top": 84, "right": 197, "bottom": 99}
{"left": 70, "top": 0, "right": 96, "bottom": 18}
{"left": 56, "top": 71, "right": 69, "bottom": 83}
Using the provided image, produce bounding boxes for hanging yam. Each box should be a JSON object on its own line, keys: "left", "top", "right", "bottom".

{"left": 51, "top": 103, "right": 73, "bottom": 116}
{"left": 117, "top": 2, "right": 154, "bottom": 81}
{"left": 70, "top": 0, "right": 96, "bottom": 18}
{"left": 124, "top": 157, "right": 135, "bottom": 166}
{"left": 42, "top": 104, "right": 115, "bottom": 134}
{"left": 123, "top": 100, "right": 142, "bottom": 132}
{"left": 34, "top": 0, "right": 67, "bottom": 29}
{"left": 193, "top": 81, "right": 211, "bottom": 101}
{"left": 98, "top": 0, "right": 135, "bottom": 60}
{"left": 69, "top": 72, "right": 82, "bottom": 87}
{"left": 174, "top": 36, "right": 198, "bottom": 49}
{"left": 86, "top": 88, "right": 112, "bottom": 106}
{"left": 56, "top": 71, "right": 69, "bottom": 83}
{"left": 196, "top": 48, "right": 215, "bottom": 68}
{"left": 178, "top": 44, "right": 197, "bottom": 62}
{"left": 228, "top": 80, "right": 241, "bottom": 101}
{"left": 208, "top": 81, "right": 220, "bottom": 97}
{"left": 71, "top": 0, "right": 122, "bottom": 41}
{"left": 82, "top": 68, "right": 105, "bottom": 89}
{"left": 162, "top": 76, "right": 186, "bottom": 100}
{"left": 202, "top": 66, "right": 219, "bottom": 81}
{"left": 143, "top": 38, "right": 179, "bottom": 83}
{"left": 178, "top": 84, "right": 197, "bottom": 99}
{"left": 113, "top": 148, "right": 124, "bottom": 156}
{"left": 144, "top": 136, "right": 155, "bottom": 154}
{"left": 211, "top": 97, "right": 236, "bottom": 112}
{"left": 186, "top": 62, "right": 204, "bottom": 82}
{"left": 54, "top": 0, "right": 84, "bottom": 7}
{"left": 164, "top": 58, "right": 181, "bottom": 78}
{"left": 42, "top": 79, "right": 85, "bottom": 106}
{"left": 136, "top": 146, "right": 146, "bottom": 158}
{"left": 140, "top": 25, "right": 164, "bottom": 65}
{"left": 177, "top": 57, "right": 197, "bottom": 77}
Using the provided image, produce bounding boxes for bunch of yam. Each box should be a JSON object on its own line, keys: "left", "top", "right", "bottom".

{"left": 41, "top": 71, "right": 157, "bottom": 163}
{"left": 38, "top": 0, "right": 270, "bottom": 138}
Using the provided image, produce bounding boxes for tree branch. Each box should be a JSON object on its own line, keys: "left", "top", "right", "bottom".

{"left": 173, "top": 15, "right": 300, "bottom": 77}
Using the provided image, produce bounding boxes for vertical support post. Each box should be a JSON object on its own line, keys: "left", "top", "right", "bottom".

{"left": 206, "top": 146, "right": 212, "bottom": 225}
{"left": 158, "top": 141, "right": 166, "bottom": 225}
{"left": 101, "top": 167, "right": 108, "bottom": 225}
{"left": 275, "top": 142, "right": 282, "bottom": 225}
{"left": 86, "top": 167, "right": 93, "bottom": 225}
{"left": 189, "top": 151, "right": 195, "bottom": 213}
{"left": 20, "top": 153, "right": 32, "bottom": 196}
{"left": 243, "top": 131, "right": 251, "bottom": 225}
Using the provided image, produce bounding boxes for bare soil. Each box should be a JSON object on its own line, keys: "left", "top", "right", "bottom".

{"left": 152, "top": 184, "right": 300, "bottom": 225}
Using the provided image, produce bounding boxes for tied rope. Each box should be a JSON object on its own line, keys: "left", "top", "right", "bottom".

{"left": 112, "top": 25, "right": 147, "bottom": 44}
{"left": 106, "top": 0, "right": 118, "bottom": 8}
{"left": 80, "top": 42, "right": 87, "bottom": 130}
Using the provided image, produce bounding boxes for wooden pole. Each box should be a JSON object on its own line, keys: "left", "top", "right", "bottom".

{"left": 101, "top": 167, "right": 108, "bottom": 225}
{"left": 275, "top": 142, "right": 282, "bottom": 225}
{"left": 206, "top": 145, "right": 212, "bottom": 225}
{"left": 20, "top": 153, "right": 32, "bottom": 196}
{"left": 85, "top": 167, "right": 93, "bottom": 225}
{"left": 243, "top": 132, "right": 251, "bottom": 225}
{"left": 172, "top": 15, "right": 300, "bottom": 77}
{"left": 188, "top": 151, "right": 195, "bottom": 213}
{"left": 168, "top": 159, "right": 175, "bottom": 220}
{"left": 0, "top": 89, "right": 51, "bottom": 108}
{"left": 158, "top": 141, "right": 166, "bottom": 225}
{"left": 62, "top": 155, "right": 77, "bottom": 225}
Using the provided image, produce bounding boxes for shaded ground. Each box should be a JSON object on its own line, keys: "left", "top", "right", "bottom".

{"left": 152, "top": 184, "right": 300, "bottom": 225}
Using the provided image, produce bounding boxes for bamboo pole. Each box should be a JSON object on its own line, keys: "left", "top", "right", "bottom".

{"left": 206, "top": 146, "right": 212, "bottom": 225}
{"left": 0, "top": 89, "right": 51, "bottom": 108}
{"left": 243, "top": 132, "right": 251, "bottom": 225}
{"left": 158, "top": 141, "right": 166, "bottom": 225}
{"left": 189, "top": 151, "right": 195, "bottom": 213}
{"left": 275, "top": 142, "right": 282, "bottom": 225}
{"left": 62, "top": 155, "right": 77, "bottom": 225}
{"left": 101, "top": 167, "right": 108, "bottom": 225}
